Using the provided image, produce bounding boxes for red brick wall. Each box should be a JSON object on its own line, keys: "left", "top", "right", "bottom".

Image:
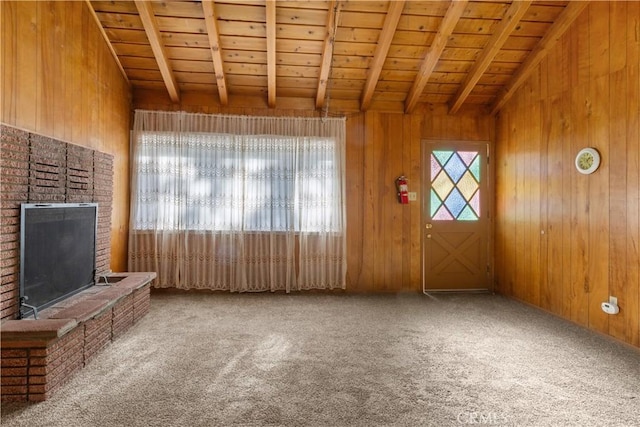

{"left": 83, "top": 309, "right": 112, "bottom": 364}
{"left": 0, "top": 124, "right": 114, "bottom": 320}
{"left": 0, "top": 328, "right": 84, "bottom": 402}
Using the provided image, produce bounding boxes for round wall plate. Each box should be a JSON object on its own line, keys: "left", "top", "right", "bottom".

{"left": 575, "top": 147, "right": 601, "bottom": 174}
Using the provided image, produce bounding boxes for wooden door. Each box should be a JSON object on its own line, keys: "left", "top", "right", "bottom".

{"left": 423, "top": 142, "right": 490, "bottom": 291}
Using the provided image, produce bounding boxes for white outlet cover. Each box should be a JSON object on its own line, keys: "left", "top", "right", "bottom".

{"left": 601, "top": 302, "right": 619, "bottom": 315}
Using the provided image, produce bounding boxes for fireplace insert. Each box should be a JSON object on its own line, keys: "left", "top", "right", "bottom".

{"left": 19, "top": 203, "right": 98, "bottom": 319}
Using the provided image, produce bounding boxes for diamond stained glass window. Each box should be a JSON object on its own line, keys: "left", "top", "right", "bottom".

{"left": 430, "top": 150, "right": 480, "bottom": 221}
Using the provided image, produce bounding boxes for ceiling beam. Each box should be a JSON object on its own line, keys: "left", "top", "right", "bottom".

{"left": 84, "top": 0, "right": 129, "bottom": 85}
{"left": 202, "top": 1, "right": 229, "bottom": 105}
{"left": 316, "top": 0, "right": 342, "bottom": 110}
{"left": 360, "top": 0, "right": 405, "bottom": 111}
{"left": 266, "top": 0, "right": 277, "bottom": 108}
{"left": 404, "top": 0, "right": 468, "bottom": 114}
{"left": 134, "top": 0, "right": 180, "bottom": 102}
{"left": 449, "top": 0, "right": 532, "bottom": 114}
{"left": 490, "top": 1, "right": 590, "bottom": 115}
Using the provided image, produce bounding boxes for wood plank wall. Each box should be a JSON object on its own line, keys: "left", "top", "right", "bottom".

{"left": 1, "top": 1, "right": 131, "bottom": 271}
{"left": 495, "top": 2, "right": 640, "bottom": 348}
{"left": 134, "top": 90, "right": 494, "bottom": 292}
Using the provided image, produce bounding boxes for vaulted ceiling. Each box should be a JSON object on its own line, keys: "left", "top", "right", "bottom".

{"left": 87, "top": 0, "right": 589, "bottom": 114}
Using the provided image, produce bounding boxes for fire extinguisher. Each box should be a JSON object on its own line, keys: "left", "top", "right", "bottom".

{"left": 395, "top": 175, "right": 409, "bottom": 204}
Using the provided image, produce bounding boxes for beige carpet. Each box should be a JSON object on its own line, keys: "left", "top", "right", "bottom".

{"left": 1, "top": 292, "right": 639, "bottom": 426}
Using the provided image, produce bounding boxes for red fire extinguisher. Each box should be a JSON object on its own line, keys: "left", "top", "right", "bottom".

{"left": 395, "top": 175, "right": 409, "bottom": 204}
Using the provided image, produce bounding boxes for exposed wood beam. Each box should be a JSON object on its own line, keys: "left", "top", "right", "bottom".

{"left": 84, "top": 0, "right": 129, "bottom": 85}
{"left": 202, "top": 1, "right": 229, "bottom": 105}
{"left": 134, "top": 0, "right": 180, "bottom": 103}
{"left": 449, "top": 0, "right": 532, "bottom": 114}
{"left": 490, "top": 1, "right": 590, "bottom": 115}
{"left": 316, "top": 0, "right": 342, "bottom": 110}
{"left": 404, "top": 0, "right": 468, "bottom": 113}
{"left": 360, "top": 0, "right": 405, "bottom": 111}
{"left": 266, "top": 0, "right": 277, "bottom": 108}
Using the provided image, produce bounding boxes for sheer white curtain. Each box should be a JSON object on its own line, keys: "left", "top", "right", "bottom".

{"left": 128, "top": 110, "right": 346, "bottom": 292}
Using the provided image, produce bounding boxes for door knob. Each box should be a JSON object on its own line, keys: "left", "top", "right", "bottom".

{"left": 427, "top": 234, "right": 432, "bottom": 239}
{"left": 426, "top": 223, "right": 433, "bottom": 229}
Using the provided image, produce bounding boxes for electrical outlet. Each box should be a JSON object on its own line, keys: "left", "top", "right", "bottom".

{"left": 602, "top": 296, "right": 620, "bottom": 315}
{"left": 601, "top": 302, "right": 619, "bottom": 315}
{"left": 408, "top": 192, "right": 417, "bottom": 201}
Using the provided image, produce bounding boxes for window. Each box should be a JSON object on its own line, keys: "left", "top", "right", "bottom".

{"left": 132, "top": 132, "right": 343, "bottom": 233}
{"left": 430, "top": 150, "right": 481, "bottom": 221}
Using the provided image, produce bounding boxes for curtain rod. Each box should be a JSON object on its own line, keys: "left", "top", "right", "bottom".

{"left": 133, "top": 109, "right": 346, "bottom": 123}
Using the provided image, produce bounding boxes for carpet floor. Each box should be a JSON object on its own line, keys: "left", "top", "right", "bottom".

{"left": 1, "top": 292, "right": 638, "bottom": 426}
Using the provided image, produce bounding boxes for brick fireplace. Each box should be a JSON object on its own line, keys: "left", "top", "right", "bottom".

{"left": 1, "top": 124, "right": 112, "bottom": 320}
{"left": 0, "top": 124, "right": 153, "bottom": 401}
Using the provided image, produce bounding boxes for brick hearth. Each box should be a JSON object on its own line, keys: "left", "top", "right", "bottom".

{"left": 1, "top": 272, "right": 155, "bottom": 402}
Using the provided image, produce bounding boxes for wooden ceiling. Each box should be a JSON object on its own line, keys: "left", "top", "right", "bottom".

{"left": 87, "top": 0, "right": 589, "bottom": 114}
